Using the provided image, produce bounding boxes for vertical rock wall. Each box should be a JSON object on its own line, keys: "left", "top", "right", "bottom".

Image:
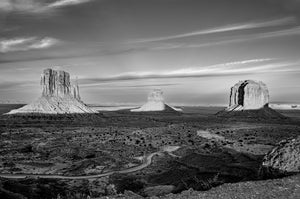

{"left": 41, "top": 68, "right": 71, "bottom": 97}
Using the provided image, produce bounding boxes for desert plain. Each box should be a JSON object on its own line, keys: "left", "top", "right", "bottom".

{"left": 0, "top": 105, "right": 299, "bottom": 199}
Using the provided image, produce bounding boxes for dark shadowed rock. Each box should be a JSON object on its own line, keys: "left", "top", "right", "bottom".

{"left": 143, "top": 185, "right": 175, "bottom": 197}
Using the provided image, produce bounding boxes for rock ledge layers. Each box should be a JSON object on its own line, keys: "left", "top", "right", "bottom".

{"left": 8, "top": 68, "right": 95, "bottom": 114}
{"left": 226, "top": 80, "right": 269, "bottom": 111}
{"left": 131, "top": 89, "right": 181, "bottom": 112}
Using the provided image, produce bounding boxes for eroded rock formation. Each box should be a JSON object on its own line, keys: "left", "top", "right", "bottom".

{"left": 131, "top": 89, "right": 182, "bottom": 112}
{"left": 8, "top": 68, "right": 95, "bottom": 114}
{"left": 226, "top": 80, "right": 269, "bottom": 111}
{"left": 262, "top": 136, "right": 300, "bottom": 173}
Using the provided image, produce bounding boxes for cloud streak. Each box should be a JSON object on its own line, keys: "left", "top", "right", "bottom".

{"left": 146, "top": 25, "right": 300, "bottom": 51}
{"left": 81, "top": 83, "right": 179, "bottom": 89}
{"left": 79, "top": 58, "right": 300, "bottom": 84}
{"left": 128, "top": 17, "right": 296, "bottom": 43}
{"left": 0, "top": 0, "right": 94, "bottom": 13}
{"left": 0, "top": 37, "right": 59, "bottom": 53}
{"left": 48, "top": 0, "right": 92, "bottom": 8}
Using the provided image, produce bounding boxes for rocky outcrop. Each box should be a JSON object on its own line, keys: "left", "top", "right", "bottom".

{"left": 7, "top": 68, "right": 95, "bottom": 114}
{"left": 130, "top": 89, "right": 182, "bottom": 112}
{"left": 226, "top": 80, "right": 269, "bottom": 111}
{"left": 262, "top": 136, "right": 300, "bottom": 173}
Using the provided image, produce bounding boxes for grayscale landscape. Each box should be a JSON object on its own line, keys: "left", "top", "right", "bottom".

{"left": 0, "top": 0, "right": 300, "bottom": 199}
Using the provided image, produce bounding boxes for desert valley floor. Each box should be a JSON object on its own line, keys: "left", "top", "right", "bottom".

{"left": 0, "top": 105, "right": 299, "bottom": 198}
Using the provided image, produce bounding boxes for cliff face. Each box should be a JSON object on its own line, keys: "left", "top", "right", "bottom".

{"left": 227, "top": 80, "right": 269, "bottom": 111}
{"left": 40, "top": 68, "right": 81, "bottom": 101}
{"left": 8, "top": 68, "right": 95, "bottom": 114}
{"left": 41, "top": 69, "right": 71, "bottom": 97}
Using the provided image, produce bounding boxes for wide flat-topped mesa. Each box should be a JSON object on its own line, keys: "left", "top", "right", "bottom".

{"left": 226, "top": 80, "right": 269, "bottom": 111}
{"left": 7, "top": 68, "right": 95, "bottom": 114}
{"left": 131, "top": 89, "right": 181, "bottom": 112}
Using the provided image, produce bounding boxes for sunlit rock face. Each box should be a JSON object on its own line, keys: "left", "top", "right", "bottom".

{"left": 40, "top": 69, "right": 81, "bottom": 101}
{"left": 131, "top": 89, "right": 181, "bottom": 112}
{"left": 226, "top": 80, "right": 269, "bottom": 111}
{"left": 7, "top": 68, "right": 95, "bottom": 114}
{"left": 41, "top": 69, "right": 71, "bottom": 97}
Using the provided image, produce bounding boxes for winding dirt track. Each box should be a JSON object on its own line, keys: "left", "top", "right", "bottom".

{"left": 0, "top": 152, "right": 161, "bottom": 180}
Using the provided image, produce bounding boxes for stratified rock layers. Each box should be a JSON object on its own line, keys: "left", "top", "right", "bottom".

{"left": 131, "top": 89, "right": 181, "bottom": 112}
{"left": 227, "top": 80, "right": 269, "bottom": 111}
{"left": 262, "top": 136, "right": 300, "bottom": 173}
{"left": 8, "top": 68, "right": 95, "bottom": 114}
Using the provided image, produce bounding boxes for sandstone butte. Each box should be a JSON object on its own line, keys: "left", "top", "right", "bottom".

{"left": 7, "top": 68, "right": 96, "bottom": 114}
{"left": 226, "top": 80, "right": 269, "bottom": 111}
{"left": 131, "top": 89, "right": 182, "bottom": 112}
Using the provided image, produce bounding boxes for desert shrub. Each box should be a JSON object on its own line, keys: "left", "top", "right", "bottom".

{"left": 19, "top": 144, "right": 33, "bottom": 153}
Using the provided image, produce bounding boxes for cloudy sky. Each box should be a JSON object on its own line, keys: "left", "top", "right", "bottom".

{"left": 0, "top": 0, "right": 300, "bottom": 105}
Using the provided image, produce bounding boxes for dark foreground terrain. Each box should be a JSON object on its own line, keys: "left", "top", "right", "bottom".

{"left": 0, "top": 105, "right": 299, "bottom": 199}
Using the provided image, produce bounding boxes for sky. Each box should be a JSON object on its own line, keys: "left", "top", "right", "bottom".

{"left": 0, "top": 0, "right": 300, "bottom": 105}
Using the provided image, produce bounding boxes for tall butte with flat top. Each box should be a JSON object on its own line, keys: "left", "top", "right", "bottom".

{"left": 226, "top": 80, "right": 269, "bottom": 111}
{"left": 7, "top": 68, "right": 95, "bottom": 114}
{"left": 217, "top": 80, "right": 285, "bottom": 119}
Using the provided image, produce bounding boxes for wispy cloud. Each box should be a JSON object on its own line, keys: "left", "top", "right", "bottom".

{"left": 0, "top": 0, "right": 94, "bottom": 13}
{"left": 0, "top": 37, "right": 59, "bottom": 53}
{"left": 146, "top": 26, "right": 300, "bottom": 51}
{"left": 79, "top": 58, "right": 300, "bottom": 84}
{"left": 48, "top": 0, "right": 92, "bottom": 8}
{"left": 128, "top": 17, "right": 296, "bottom": 43}
{"left": 81, "top": 83, "right": 179, "bottom": 89}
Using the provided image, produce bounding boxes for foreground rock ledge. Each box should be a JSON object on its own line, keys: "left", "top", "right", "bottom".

{"left": 262, "top": 135, "right": 300, "bottom": 174}
{"left": 97, "top": 174, "right": 300, "bottom": 199}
